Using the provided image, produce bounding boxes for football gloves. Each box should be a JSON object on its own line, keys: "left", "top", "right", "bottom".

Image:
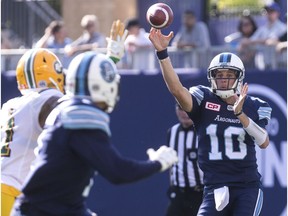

{"left": 106, "top": 19, "right": 128, "bottom": 63}
{"left": 147, "top": 145, "right": 178, "bottom": 172}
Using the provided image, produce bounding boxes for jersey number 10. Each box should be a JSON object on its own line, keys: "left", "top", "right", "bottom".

{"left": 207, "top": 124, "right": 247, "bottom": 160}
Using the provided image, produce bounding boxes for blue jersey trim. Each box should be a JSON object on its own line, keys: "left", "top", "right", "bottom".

{"left": 189, "top": 86, "right": 204, "bottom": 106}
{"left": 257, "top": 106, "right": 272, "bottom": 121}
{"left": 61, "top": 104, "right": 111, "bottom": 136}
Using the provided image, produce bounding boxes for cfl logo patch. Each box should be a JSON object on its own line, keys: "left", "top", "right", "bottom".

{"left": 205, "top": 102, "right": 221, "bottom": 111}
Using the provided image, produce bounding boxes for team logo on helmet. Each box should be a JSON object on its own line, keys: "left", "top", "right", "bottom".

{"left": 54, "top": 61, "right": 63, "bottom": 74}
{"left": 100, "top": 61, "right": 116, "bottom": 83}
{"left": 38, "top": 80, "right": 47, "bottom": 88}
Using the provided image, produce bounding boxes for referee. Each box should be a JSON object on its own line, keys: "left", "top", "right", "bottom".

{"left": 166, "top": 103, "right": 204, "bottom": 216}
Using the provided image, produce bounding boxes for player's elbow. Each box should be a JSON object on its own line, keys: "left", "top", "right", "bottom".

{"left": 259, "top": 136, "right": 269, "bottom": 149}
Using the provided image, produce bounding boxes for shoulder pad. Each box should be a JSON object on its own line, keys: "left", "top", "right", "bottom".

{"left": 249, "top": 96, "right": 272, "bottom": 121}
{"left": 61, "top": 104, "right": 111, "bottom": 136}
{"left": 189, "top": 85, "right": 206, "bottom": 106}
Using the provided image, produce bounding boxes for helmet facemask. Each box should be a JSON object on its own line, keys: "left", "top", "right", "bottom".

{"left": 207, "top": 52, "right": 245, "bottom": 99}
{"left": 209, "top": 68, "right": 244, "bottom": 98}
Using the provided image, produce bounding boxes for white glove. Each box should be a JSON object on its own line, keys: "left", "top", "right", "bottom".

{"left": 147, "top": 145, "right": 178, "bottom": 172}
{"left": 106, "top": 19, "right": 129, "bottom": 63}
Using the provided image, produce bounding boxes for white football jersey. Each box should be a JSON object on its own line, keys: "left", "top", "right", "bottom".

{"left": 1, "top": 88, "right": 63, "bottom": 190}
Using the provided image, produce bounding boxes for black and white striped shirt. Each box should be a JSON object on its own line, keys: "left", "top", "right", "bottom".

{"left": 167, "top": 123, "right": 203, "bottom": 188}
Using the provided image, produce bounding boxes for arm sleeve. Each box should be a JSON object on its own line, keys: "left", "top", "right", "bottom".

{"left": 70, "top": 129, "right": 161, "bottom": 184}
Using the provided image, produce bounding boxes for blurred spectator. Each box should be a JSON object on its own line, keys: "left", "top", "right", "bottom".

{"left": 224, "top": 14, "right": 257, "bottom": 47}
{"left": 124, "top": 18, "right": 152, "bottom": 52}
{"left": 224, "top": 14, "right": 258, "bottom": 68}
{"left": 1, "top": 24, "right": 26, "bottom": 49}
{"left": 64, "top": 14, "right": 106, "bottom": 57}
{"left": 35, "top": 20, "right": 73, "bottom": 68}
{"left": 266, "top": 13, "right": 287, "bottom": 68}
{"left": 35, "top": 20, "right": 72, "bottom": 49}
{"left": 1, "top": 24, "right": 26, "bottom": 72}
{"left": 1, "top": 31, "right": 13, "bottom": 49}
{"left": 275, "top": 31, "right": 287, "bottom": 52}
{"left": 123, "top": 18, "right": 154, "bottom": 71}
{"left": 266, "top": 13, "right": 287, "bottom": 52}
{"left": 172, "top": 10, "right": 211, "bottom": 49}
{"left": 239, "top": 2, "right": 286, "bottom": 69}
{"left": 274, "top": 30, "right": 287, "bottom": 68}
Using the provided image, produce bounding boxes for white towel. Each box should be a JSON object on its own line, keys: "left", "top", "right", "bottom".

{"left": 214, "top": 186, "right": 229, "bottom": 211}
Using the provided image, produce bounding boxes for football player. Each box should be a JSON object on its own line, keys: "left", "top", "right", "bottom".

{"left": 1, "top": 48, "right": 65, "bottom": 216}
{"left": 149, "top": 28, "right": 271, "bottom": 215}
{"left": 10, "top": 20, "right": 178, "bottom": 216}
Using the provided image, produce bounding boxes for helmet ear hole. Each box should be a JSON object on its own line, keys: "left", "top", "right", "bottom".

{"left": 92, "top": 84, "right": 100, "bottom": 91}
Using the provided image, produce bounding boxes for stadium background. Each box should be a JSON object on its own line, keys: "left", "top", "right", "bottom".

{"left": 1, "top": 0, "right": 287, "bottom": 215}
{"left": 2, "top": 69, "right": 286, "bottom": 216}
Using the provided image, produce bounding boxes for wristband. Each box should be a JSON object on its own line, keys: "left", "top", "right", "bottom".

{"left": 156, "top": 49, "right": 168, "bottom": 60}
{"left": 235, "top": 110, "right": 243, "bottom": 116}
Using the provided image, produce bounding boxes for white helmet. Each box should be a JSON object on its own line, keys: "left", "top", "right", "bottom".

{"left": 207, "top": 52, "right": 245, "bottom": 98}
{"left": 66, "top": 51, "right": 120, "bottom": 113}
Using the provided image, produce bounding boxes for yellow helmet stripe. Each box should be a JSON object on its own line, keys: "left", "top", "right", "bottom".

{"left": 24, "top": 49, "right": 37, "bottom": 88}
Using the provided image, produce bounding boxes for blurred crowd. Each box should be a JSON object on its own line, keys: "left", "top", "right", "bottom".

{"left": 1, "top": 2, "right": 287, "bottom": 72}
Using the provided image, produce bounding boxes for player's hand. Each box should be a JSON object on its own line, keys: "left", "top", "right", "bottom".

{"left": 233, "top": 83, "right": 248, "bottom": 115}
{"left": 148, "top": 28, "right": 174, "bottom": 51}
{"left": 147, "top": 145, "right": 178, "bottom": 172}
{"left": 106, "top": 19, "right": 128, "bottom": 63}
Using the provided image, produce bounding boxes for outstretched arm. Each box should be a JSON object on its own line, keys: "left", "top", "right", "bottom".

{"left": 106, "top": 19, "right": 128, "bottom": 64}
{"left": 149, "top": 28, "right": 193, "bottom": 112}
{"left": 71, "top": 130, "right": 177, "bottom": 184}
{"left": 35, "top": 26, "right": 52, "bottom": 48}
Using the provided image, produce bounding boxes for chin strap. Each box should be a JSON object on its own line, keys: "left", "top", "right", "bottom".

{"left": 49, "top": 77, "right": 61, "bottom": 92}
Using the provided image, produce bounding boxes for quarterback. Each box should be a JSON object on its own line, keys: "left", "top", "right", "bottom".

{"left": 149, "top": 28, "right": 272, "bottom": 215}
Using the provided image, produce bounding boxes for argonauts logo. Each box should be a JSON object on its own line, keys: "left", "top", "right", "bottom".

{"left": 100, "top": 61, "right": 116, "bottom": 83}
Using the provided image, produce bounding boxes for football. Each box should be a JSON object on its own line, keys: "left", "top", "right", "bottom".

{"left": 146, "top": 3, "right": 174, "bottom": 29}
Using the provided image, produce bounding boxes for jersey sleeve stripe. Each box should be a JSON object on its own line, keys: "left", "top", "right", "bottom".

{"left": 257, "top": 106, "right": 272, "bottom": 120}
{"left": 62, "top": 105, "right": 111, "bottom": 135}
{"left": 189, "top": 87, "right": 204, "bottom": 105}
